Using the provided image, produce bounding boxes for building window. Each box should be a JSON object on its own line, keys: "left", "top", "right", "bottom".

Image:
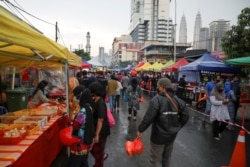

{"left": 136, "top": 1, "right": 140, "bottom": 13}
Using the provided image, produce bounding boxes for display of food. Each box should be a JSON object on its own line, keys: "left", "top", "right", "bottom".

{"left": 0, "top": 115, "right": 20, "bottom": 124}
{"left": 0, "top": 127, "right": 27, "bottom": 145}
{"left": 0, "top": 123, "right": 38, "bottom": 136}
{"left": 14, "top": 116, "right": 47, "bottom": 129}
{"left": 34, "top": 105, "right": 57, "bottom": 120}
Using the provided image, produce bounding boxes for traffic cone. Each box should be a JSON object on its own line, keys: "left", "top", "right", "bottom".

{"left": 222, "top": 130, "right": 246, "bottom": 167}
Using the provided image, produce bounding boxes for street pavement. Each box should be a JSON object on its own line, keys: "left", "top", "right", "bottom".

{"left": 51, "top": 94, "right": 250, "bottom": 167}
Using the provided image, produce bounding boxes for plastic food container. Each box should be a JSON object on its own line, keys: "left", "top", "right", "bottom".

{"left": 14, "top": 116, "right": 47, "bottom": 130}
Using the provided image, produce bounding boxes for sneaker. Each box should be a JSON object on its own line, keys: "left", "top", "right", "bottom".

{"left": 218, "top": 133, "right": 222, "bottom": 138}
{"left": 128, "top": 115, "right": 131, "bottom": 119}
{"left": 214, "top": 137, "right": 220, "bottom": 141}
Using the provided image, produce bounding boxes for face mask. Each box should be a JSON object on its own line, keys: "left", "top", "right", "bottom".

{"left": 73, "top": 97, "right": 79, "bottom": 103}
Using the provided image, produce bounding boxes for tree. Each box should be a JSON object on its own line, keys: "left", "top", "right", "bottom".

{"left": 73, "top": 49, "right": 90, "bottom": 61}
{"left": 221, "top": 7, "right": 250, "bottom": 59}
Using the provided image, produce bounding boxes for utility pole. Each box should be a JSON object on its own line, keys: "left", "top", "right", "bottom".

{"left": 173, "top": 0, "right": 177, "bottom": 62}
{"left": 55, "top": 22, "right": 58, "bottom": 42}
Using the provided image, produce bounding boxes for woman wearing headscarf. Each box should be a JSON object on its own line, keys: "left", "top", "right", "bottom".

{"left": 209, "top": 82, "right": 230, "bottom": 141}
{"left": 126, "top": 78, "right": 142, "bottom": 120}
{"left": 63, "top": 85, "right": 94, "bottom": 167}
{"left": 27, "top": 80, "right": 56, "bottom": 109}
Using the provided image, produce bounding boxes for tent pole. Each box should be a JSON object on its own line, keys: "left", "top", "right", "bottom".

{"left": 64, "top": 61, "right": 70, "bottom": 157}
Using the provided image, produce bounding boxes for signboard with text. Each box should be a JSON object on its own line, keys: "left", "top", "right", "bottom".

{"left": 200, "top": 70, "right": 235, "bottom": 83}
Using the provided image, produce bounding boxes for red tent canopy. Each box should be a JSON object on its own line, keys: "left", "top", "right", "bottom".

{"left": 132, "top": 62, "right": 144, "bottom": 70}
{"left": 82, "top": 61, "right": 92, "bottom": 68}
{"left": 162, "top": 58, "right": 189, "bottom": 72}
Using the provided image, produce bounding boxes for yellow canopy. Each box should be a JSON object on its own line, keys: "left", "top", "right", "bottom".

{"left": 0, "top": 6, "right": 81, "bottom": 73}
{"left": 149, "top": 62, "right": 164, "bottom": 72}
{"left": 135, "top": 62, "right": 152, "bottom": 71}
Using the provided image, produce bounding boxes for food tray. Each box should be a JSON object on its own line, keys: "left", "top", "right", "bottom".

{"left": 0, "top": 131, "right": 27, "bottom": 145}
{"left": 33, "top": 106, "right": 57, "bottom": 120}
{"left": 0, "top": 123, "right": 9, "bottom": 136}
{"left": 14, "top": 116, "right": 47, "bottom": 130}
{"left": 0, "top": 115, "right": 20, "bottom": 124}
{"left": 3, "top": 109, "right": 36, "bottom": 117}
{"left": 0, "top": 123, "right": 39, "bottom": 136}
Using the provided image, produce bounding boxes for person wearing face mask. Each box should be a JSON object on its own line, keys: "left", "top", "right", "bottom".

{"left": 63, "top": 85, "right": 95, "bottom": 167}
{"left": 27, "top": 80, "right": 57, "bottom": 109}
{"left": 88, "top": 82, "right": 110, "bottom": 167}
{"left": 209, "top": 82, "right": 230, "bottom": 141}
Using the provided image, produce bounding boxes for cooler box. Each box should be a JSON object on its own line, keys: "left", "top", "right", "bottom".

{"left": 6, "top": 88, "right": 28, "bottom": 112}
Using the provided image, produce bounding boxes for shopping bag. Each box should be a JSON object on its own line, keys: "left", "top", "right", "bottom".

{"left": 125, "top": 137, "right": 144, "bottom": 156}
{"left": 132, "top": 137, "right": 144, "bottom": 155}
{"left": 107, "top": 108, "right": 115, "bottom": 128}
{"left": 123, "top": 92, "right": 128, "bottom": 102}
{"left": 125, "top": 140, "right": 134, "bottom": 156}
{"left": 105, "top": 94, "right": 109, "bottom": 103}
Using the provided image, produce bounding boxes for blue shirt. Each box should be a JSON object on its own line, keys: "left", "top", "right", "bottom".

{"left": 205, "top": 81, "right": 215, "bottom": 96}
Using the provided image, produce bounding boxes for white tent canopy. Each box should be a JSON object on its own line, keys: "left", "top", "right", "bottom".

{"left": 87, "top": 58, "right": 104, "bottom": 67}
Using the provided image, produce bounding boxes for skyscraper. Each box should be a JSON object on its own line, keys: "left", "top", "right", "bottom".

{"left": 193, "top": 11, "right": 202, "bottom": 49}
{"left": 209, "top": 20, "right": 230, "bottom": 52}
{"left": 199, "top": 27, "right": 209, "bottom": 50}
{"left": 129, "top": 0, "right": 173, "bottom": 43}
{"left": 179, "top": 14, "right": 187, "bottom": 43}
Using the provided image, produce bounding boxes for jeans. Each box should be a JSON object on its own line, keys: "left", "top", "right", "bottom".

{"left": 109, "top": 95, "right": 116, "bottom": 109}
{"left": 150, "top": 141, "right": 174, "bottom": 167}
{"left": 203, "top": 99, "right": 211, "bottom": 122}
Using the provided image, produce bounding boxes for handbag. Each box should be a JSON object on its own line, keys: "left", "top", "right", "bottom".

{"left": 107, "top": 108, "right": 115, "bottom": 128}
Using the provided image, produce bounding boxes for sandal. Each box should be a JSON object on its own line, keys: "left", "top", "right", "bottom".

{"left": 103, "top": 153, "right": 109, "bottom": 160}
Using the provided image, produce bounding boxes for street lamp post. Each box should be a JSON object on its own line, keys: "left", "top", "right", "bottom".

{"left": 173, "top": 0, "right": 177, "bottom": 62}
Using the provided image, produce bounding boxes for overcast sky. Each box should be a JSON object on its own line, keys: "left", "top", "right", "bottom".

{"left": 1, "top": 0, "right": 249, "bottom": 57}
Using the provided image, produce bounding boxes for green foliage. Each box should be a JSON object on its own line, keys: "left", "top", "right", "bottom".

{"left": 221, "top": 7, "right": 250, "bottom": 59}
{"left": 73, "top": 49, "right": 90, "bottom": 61}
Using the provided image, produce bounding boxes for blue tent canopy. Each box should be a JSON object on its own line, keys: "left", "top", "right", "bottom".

{"left": 179, "top": 53, "right": 238, "bottom": 73}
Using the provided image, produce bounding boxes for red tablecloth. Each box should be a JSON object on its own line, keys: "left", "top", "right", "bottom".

{"left": 0, "top": 116, "right": 65, "bottom": 167}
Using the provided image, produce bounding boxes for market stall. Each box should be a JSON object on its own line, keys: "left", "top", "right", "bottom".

{"left": 226, "top": 56, "right": 250, "bottom": 120}
{"left": 162, "top": 58, "right": 189, "bottom": 72}
{"left": 0, "top": 6, "right": 81, "bottom": 167}
{"left": 178, "top": 53, "right": 238, "bottom": 102}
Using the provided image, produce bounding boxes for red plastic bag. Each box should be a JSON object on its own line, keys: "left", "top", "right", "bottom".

{"left": 59, "top": 126, "right": 80, "bottom": 146}
{"left": 138, "top": 96, "right": 144, "bottom": 103}
{"left": 133, "top": 137, "right": 144, "bottom": 155}
{"left": 125, "top": 140, "right": 134, "bottom": 156}
{"left": 125, "top": 137, "right": 144, "bottom": 156}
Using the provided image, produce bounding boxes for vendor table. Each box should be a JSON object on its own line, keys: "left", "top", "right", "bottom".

{"left": 0, "top": 116, "right": 65, "bottom": 167}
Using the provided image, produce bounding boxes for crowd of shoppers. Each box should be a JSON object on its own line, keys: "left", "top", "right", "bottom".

{"left": 59, "top": 69, "right": 243, "bottom": 166}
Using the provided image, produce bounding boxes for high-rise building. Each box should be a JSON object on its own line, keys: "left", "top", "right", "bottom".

{"left": 129, "top": 0, "right": 173, "bottom": 43}
{"left": 112, "top": 35, "right": 143, "bottom": 67}
{"left": 85, "top": 32, "right": 91, "bottom": 55}
{"left": 193, "top": 11, "right": 202, "bottom": 49}
{"left": 199, "top": 27, "right": 209, "bottom": 50}
{"left": 179, "top": 14, "right": 187, "bottom": 43}
{"left": 208, "top": 20, "right": 230, "bottom": 52}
